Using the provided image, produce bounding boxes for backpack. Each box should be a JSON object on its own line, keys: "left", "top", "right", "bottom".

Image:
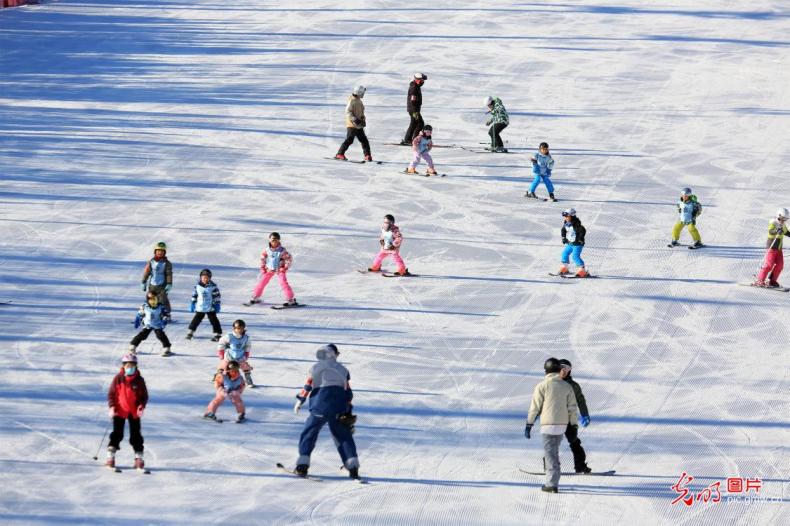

{"left": 692, "top": 199, "right": 702, "bottom": 217}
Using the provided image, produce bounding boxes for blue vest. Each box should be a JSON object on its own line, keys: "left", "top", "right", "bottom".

{"left": 222, "top": 373, "right": 244, "bottom": 392}
{"left": 266, "top": 246, "right": 286, "bottom": 271}
{"left": 194, "top": 281, "right": 218, "bottom": 312}
{"left": 148, "top": 258, "right": 167, "bottom": 286}
{"left": 382, "top": 229, "right": 394, "bottom": 247}
{"left": 224, "top": 332, "right": 249, "bottom": 361}
{"left": 532, "top": 152, "right": 554, "bottom": 177}
{"left": 142, "top": 303, "right": 167, "bottom": 329}
{"left": 417, "top": 136, "right": 431, "bottom": 153}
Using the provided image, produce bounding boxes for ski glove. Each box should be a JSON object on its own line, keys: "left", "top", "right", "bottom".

{"left": 214, "top": 303, "right": 221, "bottom": 313}
{"left": 189, "top": 302, "right": 196, "bottom": 313}
{"left": 525, "top": 424, "right": 533, "bottom": 439}
{"left": 164, "top": 284, "right": 172, "bottom": 293}
{"left": 140, "top": 282, "right": 147, "bottom": 291}
{"left": 580, "top": 415, "right": 590, "bottom": 427}
{"left": 294, "top": 396, "right": 305, "bottom": 414}
{"left": 562, "top": 238, "right": 569, "bottom": 244}
{"left": 134, "top": 314, "right": 142, "bottom": 329}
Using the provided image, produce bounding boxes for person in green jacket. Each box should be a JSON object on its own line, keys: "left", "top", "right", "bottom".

{"left": 485, "top": 96, "right": 509, "bottom": 153}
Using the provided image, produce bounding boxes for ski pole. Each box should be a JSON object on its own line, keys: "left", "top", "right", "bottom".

{"left": 92, "top": 422, "right": 111, "bottom": 460}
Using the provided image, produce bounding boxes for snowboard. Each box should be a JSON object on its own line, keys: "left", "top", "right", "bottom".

{"left": 738, "top": 282, "right": 790, "bottom": 292}
{"left": 520, "top": 468, "right": 616, "bottom": 476}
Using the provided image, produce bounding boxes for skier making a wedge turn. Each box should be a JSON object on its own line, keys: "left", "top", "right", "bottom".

{"left": 130, "top": 291, "right": 172, "bottom": 356}
{"left": 406, "top": 124, "right": 437, "bottom": 175}
{"left": 292, "top": 344, "right": 360, "bottom": 480}
{"left": 367, "top": 214, "right": 411, "bottom": 276}
{"left": 553, "top": 209, "right": 589, "bottom": 278}
{"left": 247, "top": 232, "right": 298, "bottom": 308}
{"left": 400, "top": 73, "right": 427, "bottom": 145}
{"left": 752, "top": 208, "right": 790, "bottom": 288}
{"left": 204, "top": 360, "right": 246, "bottom": 423}
{"left": 525, "top": 142, "right": 556, "bottom": 201}
{"left": 668, "top": 187, "right": 703, "bottom": 249}
{"left": 106, "top": 353, "right": 149, "bottom": 473}
{"left": 484, "top": 96, "right": 509, "bottom": 152}
{"left": 335, "top": 85, "right": 372, "bottom": 162}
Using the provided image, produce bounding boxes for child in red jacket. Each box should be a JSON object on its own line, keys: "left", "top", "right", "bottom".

{"left": 106, "top": 353, "right": 149, "bottom": 471}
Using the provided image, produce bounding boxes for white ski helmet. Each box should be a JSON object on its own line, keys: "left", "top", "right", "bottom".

{"left": 681, "top": 187, "right": 692, "bottom": 196}
{"left": 776, "top": 208, "right": 789, "bottom": 221}
{"left": 352, "top": 85, "right": 366, "bottom": 97}
{"left": 562, "top": 208, "right": 576, "bottom": 217}
{"left": 485, "top": 96, "right": 494, "bottom": 107}
{"left": 414, "top": 72, "right": 427, "bottom": 81}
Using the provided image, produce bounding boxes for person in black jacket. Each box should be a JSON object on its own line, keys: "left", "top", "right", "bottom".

{"left": 400, "top": 73, "right": 427, "bottom": 145}
{"left": 558, "top": 208, "right": 589, "bottom": 278}
{"left": 558, "top": 359, "right": 592, "bottom": 473}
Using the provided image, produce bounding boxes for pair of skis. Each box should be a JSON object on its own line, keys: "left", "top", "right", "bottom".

{"left": 401, "top": 169, "right": 447, "bottom": 178}
{"left": 668, "top": 242, "right": 705, "bottom": 250}
{"left": 242, "top": 300, "right": 306, "bottom": 309}
{"left": 107, "top": 464, "right": 150, "bottom": 475}
{"left": 520, "top": 468, "right": 615, "bottom": 476}
{"left": 548, "top": 273, "right": 595, "bottom": 279}
{"left": 357, "top": 269, "right": 419, "bottom": 278}
{"left": 325, "top": 157, "right": 383, "bottom": 165}
{"left": 276, "top": 463, "right": 368, "bottom": 484}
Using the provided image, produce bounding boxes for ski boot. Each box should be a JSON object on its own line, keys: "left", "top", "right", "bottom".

{"left": 493, "top": 147, "right": 508, "bottom": 153}
{"left": 548, "top": 193, "right": 557, "bottom": 202}
{"left": 211, "top": 333, "right": 221, "bottom": 342}
{"left": 557, "top": 264, "right": 570, "bottom": 276}
{"left": 105, "top": 447, "right": 117, "bottom": 469}
{"left": 691, "top": 241, "right": 704, "bottom": 249}
{"left": 524, "top": 191, "right": 538, "bottom": 199}
{"left": 244, "top": 371, "right": 255, "bottom": 388}
{"left": 541, "top": 485, "right": 559, "bottom": 494}
{"left": 406, "top": 167, "right": 417, "bottom": 174}
{"left": 394, "top": 268, "right": 411, "bottom": 276}
{"left": 348, "top": 467, "right": 360, "bottom": 480}
{"left": 247, "top": 297, "right": 261, "bottom": 305}
{"left": 768, "top": 281, "right": 782, "bottom": 288}
{"left": 398, "top": 139, "right": 411, "bottom": 146}
{"left": 751, "top": 279, "right": 766, "bottom": 287}
{"left": 575, "top": 268, "right": 590, "bottom": 278}
{"left": 295, "top": 464, "right": 309, "bottom": 477}
{"left": 426, "top": 167, "right": 438, "bottom": 176}
{"left": 364, "top": 155, "right": 373, "bottom": 162}
{"left": 161, "top": 347, "right": 173, "bottom": 357}
{"left": 236, "top": 412, "right": 246, "bottom": 423}
{"left": 668, "top": 240, "right": 679, "bottom": 247}
{"left": 334, "top": 153, "right": 347, "bottom": 161}
{"left": 575, "top": 465, "right": 592, "bottom": 474}
{"left": 203, "top": 411, "right": 218, "bottom": 421}
{"left": 284, "top": 298, "right": 298, "bottom": 307}
{"left": 185, "top": 330, "right": 194, "bottom": 340}
{"left": 367, "top": 267, "right": 381, "bottom": 273}
{"left": 134, "top": 452, "right": 145, "bottom": 471}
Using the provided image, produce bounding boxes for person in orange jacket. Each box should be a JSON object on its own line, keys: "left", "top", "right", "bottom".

{"left": 106, "top": 353, "right": 149, "bottom": 470}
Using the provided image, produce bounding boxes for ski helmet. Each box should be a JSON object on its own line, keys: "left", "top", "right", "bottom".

{"left": 558, "top": 358, "right": 572, "bottom": 371}
{"left": 776, "top": 208, "right": 789, "bottom": 221}
{"left": 544, "top": 357, "right": 562, "bottom": 374}
{"left": 199, "top": 268, "right": 212, "bottom": 278}
{"left": 423, "top": 124, "right": 432, "bottom": 133}
{"left": 226, "top": 360, "right": 240, "bottom": 371}
{"left": 414, "top": 72, "right": 427, "bottom": 81}
{"left": 562, "top": 208, "right": 576, "bottom": 217}
{"left": 318, "top": 343, "right": 339, "bottom": 356}
{"left": 681, "top": 187, "right": 692, "bottom": 196}
{"left": 352, "top": 85, "right": 366, "bottom": 97}
{"left": 485, "top": 96, "right": 494, "bottom": 107}
{"left": 154, "top": 241, "right": 167, "bottom": 253}
{"left": 232, "top": 319, "right": 246, "bottom": 330}
{"left": 121, "top": 353, "right": 138, "bottom": 364}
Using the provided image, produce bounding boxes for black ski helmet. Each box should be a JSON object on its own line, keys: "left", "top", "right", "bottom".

{"left": 199, "top": 268, "right": 212, "bottom": 278}
{"left": 558, "top": 359, "right": 572, "bottom": 372}
{"left": 544, "top": 357, "right": 562, "bottom": 374}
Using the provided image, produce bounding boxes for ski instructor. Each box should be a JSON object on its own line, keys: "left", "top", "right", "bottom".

{"left": 400, "top": 73, "right": 427, "bottom": 145}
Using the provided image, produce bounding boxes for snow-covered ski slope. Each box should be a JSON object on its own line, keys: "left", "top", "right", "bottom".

{"left": 1, "top": 1, "right": 788, "bottom": 524}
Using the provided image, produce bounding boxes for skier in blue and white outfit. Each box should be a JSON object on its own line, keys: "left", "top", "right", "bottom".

{"left": 556, "top": 208, "right": 590, "bottom": 278}
{"left": 187, "top": 268, "right": 222, "bottom": 342}
{"left": 525, "top": 142, "right": 556, "bottom": 202}
{"left": 293, "top": 344, "right": 360, "bottom": 480}
{"left": 130, "top": 291, "right": 172, "bottom": 356}
{"left": 216, "top": 319, "right": 254, "bottom": 387}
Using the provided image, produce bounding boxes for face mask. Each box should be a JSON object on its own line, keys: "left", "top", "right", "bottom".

{"left": 124, "top": 366, "right": 137, "bottom": 376}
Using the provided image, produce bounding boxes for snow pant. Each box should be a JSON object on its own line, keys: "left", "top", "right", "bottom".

{"left": 337, "top": 127, "right": 371, "bottom": 157}
{"left": 671, "top": 221, "right": 701, "bottom": 243}
{"left": 370, "top": 249, "right": 406, "bottom": 273}
{"left": 408, "top": 150, "right": 434, "bottom": 170}
{"left": 131, "top": 327, "right": 170, "bottom": 348}
{"left": 542, "top": 432, "right": 563, "bottom": 488}
{"left": 489, "top": 122, "right": 507, "bottom": 149}
{"left": 403, "top": 111, "right": 423, "bottom": 142}
{"left": 147, "top": 283, "right": 171, "bottom": 311}
{"left": 565, "top": 424, "right": 588, "bottom": 471}
{"left": 297, "top": 413, "right": 359, "bottom": 470}
{"left": 108, "top": 415, "right": 144, "bottom": 453}
{"left": 529, "top": 174, "right": 555, "bottom": 194}
{"left": 252, "top": 270, "right": 294, "bottom": 301}
{"left": 188, "top": 311, "right": 221, "bottom": 334}
{"left": 756, "top": 248, "right": 784, "bottom": 284}
{"left": 206, "top": 387, "right": 245, "bottom": 414}
{"left": 561, "top": 244, "right": 585, "bottom": 267}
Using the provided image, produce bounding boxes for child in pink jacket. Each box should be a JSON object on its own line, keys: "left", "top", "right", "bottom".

{"left": 248, "top": 232, "right": 298, "bottom": 307}
{"left": 368, "top": 214, "right": 410, "bottom": 276}
{"left": 406, "top": 124, "right": 437, "bottom": 175}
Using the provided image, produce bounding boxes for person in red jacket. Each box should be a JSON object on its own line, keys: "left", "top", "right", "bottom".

{"left": 106, "top": 353, "right": 149, "bottom": 470}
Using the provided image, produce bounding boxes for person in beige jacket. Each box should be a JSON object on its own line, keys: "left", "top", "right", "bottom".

{"left": 335, "top": 85, "right": 372, "bottom": 162}
{"left": 525, "top": 357, "right": 578, "bottom": 493}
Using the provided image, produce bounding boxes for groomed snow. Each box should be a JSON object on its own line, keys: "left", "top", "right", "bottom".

{"left": 0, "top": 1, "right": 788, "bottom": 524}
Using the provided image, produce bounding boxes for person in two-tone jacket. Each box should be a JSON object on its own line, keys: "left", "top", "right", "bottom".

{"left": 367, "top": 214, "right": 410, "bottom": 276}
{"left": 525, "top": 142, "right": 556, "bottom": 201}
{"left": 335, "top": 85, "right": 372, "bottom": 162}
{"left": 400, "top": 73, "right": 427, "bottom": 144}
{"left": 130, "top": 291, "right": 172, "bottom": 357}
{"left": 106, "top": 353, "right": 148, "bottom": 471}
{"left": 141, "top": 241, "right": 173, "bottom": 311}
{"left": 484, "top": 96, "right": 509, "bottom": 152}
{"left": 753, "top": 207, "right": 790, "bottom": 287}
{"left": 204, "top": 360, "right": 246, "bottom": 423}
{"left": 187, "top": 268, "right": 222, "bottom": 342}
{"left": 668, "top": 187, "right": 703, "bottom": 249}
{"left": 557, "top": 208, "right": 589, "bottom": 278}
{"left": 216, "top": 319, "right": 254, "bottom": 387}
{"left": 248, "top": 232, "right": 298, "bottom": 307}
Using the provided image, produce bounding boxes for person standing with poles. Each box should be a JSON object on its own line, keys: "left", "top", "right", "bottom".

{"left": 400, "top": 73, "right": 427, "bottom": 145}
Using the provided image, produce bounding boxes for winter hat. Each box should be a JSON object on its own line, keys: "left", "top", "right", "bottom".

{"left": 422, "top": 124, "right": 433, "bottom": 133}
{"left": 122, "top": 353, "right": 138, "bottom": 364}
{"left": 558, "top": 358, "right": 572, "bottom": 372}
{"left": 270, "top": 232, "right": 281, "bottom": 241}
{"left": 776, "top": 208, "right": 789, "bottom": 221}
{"left": 352, "top": 85, "right": 366, "bottom": 97}
{"left": 227, "top": 360, "right": 240, "bottom": 371}
{"left": 485, "top": 96, "right": 494, "bottom": 107}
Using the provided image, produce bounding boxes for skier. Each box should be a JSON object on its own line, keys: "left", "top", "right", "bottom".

{"left": 484, "top": 96, "right": 509, "bottom": 152}
{"left": 668, "top": 187, "right": 703, "bottom": 248}
{"left": 406, "top": 124, "right": 437, "bottom": 175}
{"left": 753, "top": 208, "right": 790, "bottom": 287}
{"left": 106, "top": 353, "right": 148, "bottom": 471}
{"left": 335, "top": 85, "right": 372, "bottom": 162}
{"left": 216, "top": 319, "right": 254, "bottom": 387}
{"left": 247, "top": 232, "right": 298, "bottom": 307}
{"left": 525, "top": 357, "right": 578, "bottom": 493}
{"left": 130, "top": 291, "right": 172, "bottom": 356}
{"left": 293, "top": 344, "right": 360, "bottom": 479}
{"left": 204, "top": 360, "right": 246, "bottom": 423}
{"left": 525, "top": 142, "right": 556, "bottom": 201}
{"left": 400, "top": 73, "right": 427, "bottom": 145}
{"left": 141, "top": 241, "right": 173, "bottom": 311}
{"left": 187, "top": 268, "right": 222, "bottom": 342}
{"left": 557, "top": 359, "right": 592, "bottom": 474}
{"left": 554, "top": 208, "right": 589, "bottom": 277}
{"left": 368, "top": 214, "right": 410, "bottom": 276}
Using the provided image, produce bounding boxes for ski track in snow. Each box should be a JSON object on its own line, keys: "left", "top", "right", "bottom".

{"left": 1, "top": 0, "right": 789, "bottom": 525}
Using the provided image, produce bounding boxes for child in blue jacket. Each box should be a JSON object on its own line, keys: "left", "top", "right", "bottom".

{"left": 525, "top": 142, "right": 556, "bottom": 202}
{"left": 130, "top": 291, "right": 172, "bottom": 356}
{"left": 186, "top": 268, "right": 222, "bottom": 342}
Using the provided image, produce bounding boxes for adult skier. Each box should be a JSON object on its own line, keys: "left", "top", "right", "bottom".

{"left": 400, "top": 73, "right": 427, "bottom": 145}
{"left": 753, "top": 208, "right": 790, "bottom": 287}
{"left": 484, "top": 96, "right": 509, "bottom": 152}
{"left": 335, "top": 85, "right": 372, "bottom": 162}
{"left": 668, "top": 187, "right": 703, "bottom": 248}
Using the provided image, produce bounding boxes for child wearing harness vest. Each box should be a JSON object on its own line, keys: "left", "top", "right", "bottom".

{"left": 141, "top": 241, "right": 173, "bottom": 312}
{"left": 406, "top": 125, "right": 437, "bottom": 176}
{"left": 203, "top": 360, "right": 246, "bottom": 423}
{"left": 130, "top": 291, "right": 172, "bottom": 356}
{"left": 187, "top": 268, "right": 222, "bottom": 342}
{"left": 216, "top": 319, "right": 254, "bottom": 387}
{"left": 367, "top": 214, "right": 410, "bottom": 276}
{"left": 668, "top": 188, "right": 703, "bottom": 248}
{"left": 248, "top": 232, "right": 297, "bottom": 307}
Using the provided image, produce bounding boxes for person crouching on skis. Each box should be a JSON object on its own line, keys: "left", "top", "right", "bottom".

{"left": 204, "top": 360, "right": 246, "bottom": 423}
{"left": 753, "top": 207, "right": 790, "bottom": 288}
{"left": 368, "top": 214, "right": 410, "bottom": 276}
{"left": 406, "top": 124, "right": 437, "bottom": 176}
{"left": 106, "top": 353, "right": 148, "bottom": 471}
{"left": 216, "top": 319, "right": 254, "bottom": 387}
{"left": 558, "top": 208, "right": 589, "bottom": 278}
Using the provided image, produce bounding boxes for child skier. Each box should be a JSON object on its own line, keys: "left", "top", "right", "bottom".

{"left": 106, "top": 353, "right": 148, "bottom": 471}
{"left": 558, "top": 359, "right": 592, "bottom": 473}
{"left": 406, "top": 124, "right": 437, "bottom": 175}
{"left": 130, "top": 291, "right": 172, "bottom": 356}
{"left": 216, "top": 319, "right": 254, "bottom": 387}
{"left": 204, "top": 360, "right": 246, "bottom": 423}
{"left": 247, "top": 232, "right": 298, "bottom": 307}
{"left": 187, "top": 268, "right": 222, "bottom": 342}
{"left": 368, "top": 214, "right": 410, "bottom": 276}
{"left": 485, "top": 96, "right": 509, "bottom": 152}
{"left": 557, "top": 208, "right": 589, "bottom": 278}
{"left": 141, "top": 241, "right": 172, "bottom": 311}
{"left": 525, "top": 142, "right": 556, "bottom": 201}
{"left": 335, "top": 85, "right": 372, "bottom": 162}
{"left": 668, "top": 187, "right": 703, "bottom": 248}
{"left": 753, "top": 208, "right": 790, "bottom": 287}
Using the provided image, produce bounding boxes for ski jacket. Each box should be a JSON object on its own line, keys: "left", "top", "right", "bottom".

{"left": 344, "top": 95, "right": 366, "bottom": 129}
{"left": 214, "top": 370, "right": 245, "bottom": 393}
{"left": 299, "top": 346, "right": 353, "bottom": 417}
{"left": 380, "top": 224, "right": 403, "bottom": 252}
{"left": 218, "top": 332, "right": 251, "bottom": 362}
{"left": 527, "top": 372, "right": 578, "bottom": 427}
{"left": 406, "top": 81, "right": 422, "bottom": 113}
{"left": 563, "top": 375, "right": 589, "bottom": 418}
{"left": 412, "top": 132, "right": 432, "bottom": 154}
{"left": 677, "top": 196, "right": 702, "bottom": 225}
{"left": 766, "top": 220, "right": 790, "bottom": 250}
{"left": 260, "top": 244, "right": 292, "bottom": 273}
{"left": 532, "top": 152, "right": 554, "bottom": 177}
{"left": 108, "top": 369, "right": 148, "bottom": 419}
{"left": 191, "top": 280, "right": 221, "bottom": 313}
{"left": 561, "top": 218, "right": 586, "bottom": 246}
{"left": 142, "top": 256, "right": 172, "bottom": 288}
{"left": 485, "top": 97, "right": 509, "bottom": 126}
{"left": 139, "top": 303, "right": 169, "bottom": 330}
